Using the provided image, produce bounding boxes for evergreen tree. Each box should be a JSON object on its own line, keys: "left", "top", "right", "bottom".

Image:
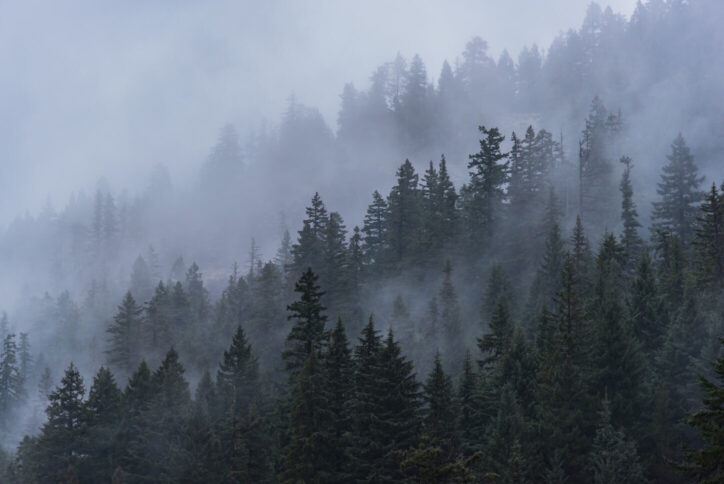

{"left": 361, "top": 190, "right": 388, "bottom": 267}
{"left": 478, "top": 299, "right": 513, "bottom": 371}
{"left": 35, "top": 363, "right": 87, "bottom": 482}
{"left": 588, "top": 399, "right": 645, "bottom": 484}
{"left": 456, "top": 351, "right": 482, "bottom": 456}
{"left": 439, "top": 260, "right": 462, "bottom": 361}
{"left": 349, "top": 316, "right": 383, "bottom": 479}
{"left": 569, "top": 215, "right": 594, "bottom": 298}
{"left": 371, "top": 329, "right": 422, "bottom": 481}
{"left": 83, "top": 366, "right": 122, "bottom": 482}
{"left": 0, "top": 333, "right": 23, "bottom": 427}
{"left": 291, "top": 193, "right": 328, "bottom": 276}
{"left": 680, "top": 338, "right": 724, "bottom": 483}
{"left": 386, "top": 159, "right": 422, "bottom": 269}
{"left": 652, "top": 134, "right": 704, "bottom": 244}
{"left": 465, "top": 126, "right": 509, "bottom": 246}
{"left": 185, "top": 262, "right": 210, "bottom": 324}
{"left": 619, "top": 156, "right": 643, "bottom": 269}
{"left": 106, "top": 292, "right": 143, "bottom": 376}
{"left": 283, "top": 268, "right": 328, "bottom": 379}
{"left": 18, "top": 332, "right": 32, "bottom": 390}
{"left": 422, "top": 353, "right": 456, "bottom": 454}
{"left": 693, "top": 182, "right": 724, "bottom": 288}
{"left": 323, "top": 318, "right": 354, "bottom": 481}
{"left": 281, "top": 350, "right": 334, "bottom": 483}
{"left": 627, "top": 249, "right": 666, "bottom": 360}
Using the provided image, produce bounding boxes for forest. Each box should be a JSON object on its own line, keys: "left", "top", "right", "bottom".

{"left": 1, "top": 1, "right": 724, "bottom": 483}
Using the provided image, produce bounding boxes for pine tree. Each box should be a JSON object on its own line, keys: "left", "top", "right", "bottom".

{"left": 478, "top": 299, "right": 513, "bottom": 371}
{"left": 371, "top": 329, "right": 422, "bottom": 481}
{"left": 487, "top": 383, "right": 526, "bottom": 480}
{"left": 569, "top": 215, "right": 594, "bottom": 298}
{"left": 535, "top": 254, "right": 592, "bottom": 481}
{"left": 18, "top": 332, "right": 31, "bottom": 391}
{"left": 361, "top": 190, "right": 388, "bottom": 267}
{"left": 106, "top": 292, "right": 143, "bottom": 376}
{"left": 0, "top": 333, "right": 23, "bottom": 427}
{"left": 322, "top": 211, "right": 348, "bottom": 308}
{"left": 83, "top": 366, "right": 122, "bottom": 482}
{"left": 35, "top": 363, "right": 87, "bottom": 482}
{"left": 588, "top": 399, "right": 645, "bottom": 484}
{"left": 439, "top": 260, "right": 463, "bottom": 361}
{"left": 422, "top": 353, "right": 456, "bottom": 454}
{"left": 652, "top": 134, "right": 704, "bottom": 244}
{"left": 680, "top": 338, "right": 724, "bottom": 483}
{"left": 619, "top": 156, "right": 643, "bottom": 269}
{"left": 349, "top": 316, "right": 383, "bottom": 479}
{"left": 323, "top": 318, "right": 354, "bottom": 481}
{"left": 465, "top": 126, "right": 509, "bottom": 245}
{"left": 185, "top": 262, "right": 210, "bottom": 324}
{"left": 291, "top": 193, "right": 328, "bottom": 276}
{"left": 457, "top": 351, "right": 482, "bottom": 456}
{"left": 386, "top": 159, "right": 422, "bottom": 269}
{"left": 283, "top": 268, "right": 328, "bottom": 379}
{"left": 217, "top": 325, "right": 259, "bottom": 418}
{"left": 145, "top": 281, "right": 171, "bottom": 354}
{"left": 281, "top": 350, "right": 334, "bottom": 483}
{"left": 693, "top": 182, "right": 724, "bottom": 288}
{"left": 627, "top": 249, "right": 666, "bottom": 360}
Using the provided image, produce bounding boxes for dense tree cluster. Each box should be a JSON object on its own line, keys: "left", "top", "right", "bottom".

{"left": 1, "top": 100, "right": 722, "bottom": 481}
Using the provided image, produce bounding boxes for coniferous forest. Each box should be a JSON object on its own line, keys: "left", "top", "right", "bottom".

{"left": 1, "top": 1, "right": 724, "bottom": 483}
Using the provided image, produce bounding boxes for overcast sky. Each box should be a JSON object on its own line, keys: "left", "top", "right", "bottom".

{"left": 0, "top": 1, "right": 638, "bottom": 226}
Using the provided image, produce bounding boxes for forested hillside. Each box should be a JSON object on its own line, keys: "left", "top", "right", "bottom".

{"left": 1, "top": 1, "right": 724, "bottom": 482}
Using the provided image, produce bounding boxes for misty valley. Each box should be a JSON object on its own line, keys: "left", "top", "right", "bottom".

{"left": 1, "top": 1, "right": 724, "bottom": 483}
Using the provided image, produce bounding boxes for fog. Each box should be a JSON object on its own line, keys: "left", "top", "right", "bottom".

{"left": 0, "top": 0, "right": 637, "bottom": 226}
{"left": 1, "top": 1, "right": 723, "bottom": 479}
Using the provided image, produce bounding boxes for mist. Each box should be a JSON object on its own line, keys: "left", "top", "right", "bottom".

{"left": 1, "top": 1, "right": 723, "bottom": 482}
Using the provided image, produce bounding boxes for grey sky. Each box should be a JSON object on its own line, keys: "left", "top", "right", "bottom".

{"left": 0, "top": 1, "right": 637, "bottom": 226}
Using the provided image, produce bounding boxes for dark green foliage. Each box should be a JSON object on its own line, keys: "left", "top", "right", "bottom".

{"left": 464, "top": 126, "right": 509, "bottom": 246}
{"left": 281, "top": 350, "right": 335, "bottom": 483}
{"left": 588, "top": 399, "right": 645, "bottom": 484}
{"left": 422, "top": 353, "right": 456, "bottom": 454}
{"left": 83, "top": 367, "right": 122, "bottom": 482}
{"left": 652, "top": 134, "right": 704, "bottom": 244}
{"left": 106, "top": 292, "right": 143, "bottom": 376}
{"left": 283, "top": 268, "right": 328, "bottom": 379}
{"left": 693, "top": 183, "right": 724, "bottom": 288}
{"left": 35, "top": 363, "right": 87, "bottom": 482}
{"left": 619, "top": 156, "right": 643, "bottom": 270}
{"left": 386, "top": 159, "right": 423, "bottom": 269}
{"left": 627, "top": 250, "right": 666, "bottom": 360}
{"left": 362, "top": 190, "right": 388, "bottom": 267}
{"left": 680, "top": 339, "right": 724, "bottom": 483}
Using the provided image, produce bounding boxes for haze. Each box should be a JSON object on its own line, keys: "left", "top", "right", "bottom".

{"left": 0, "top": 0, "right": 637, "bottom": 226}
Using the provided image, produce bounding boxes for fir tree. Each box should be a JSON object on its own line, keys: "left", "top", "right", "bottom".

{"left": 422, "top": 353, "right": 456, "bottom": 454}
{"left": 465, "top": 126, "right": 509, "bottom": 245}
{"left": 283, "top": 268, "right": 328, "bottom": 379}
{"left": 693, "top": 182, "right": 724, "bottom": 288}
{"left": 361, "top": 190, "right": 388, "bottom": 267}
{"left": 386, "top": 159, "right": 422, "bottom": 269}
{"left": 323, "top": 318, "right": 354, "bottom": 481}
{"left": 680, "top": 338, "right": 724, "bottom": 483}
{"left": 0, "top": 333, "right": 23, "bottom": 426}
{"left": 83, "top": 366, "right": 122, "bottom": 482}
{"left": 619, "top": 156, "right": 643, "bottom": 269}
{"left": 36, "top": 363, "right": 87, "bottom": 482}
{"left": 281, "top": 350, "right": 334, "bottom": 483}
{"left": 652, "top": 134, "right": 704, "bottom": 244}
{"left": 588, "top": 399, "right": 645, "bottom": 484}
{"left": 106, "top": 292, "right": 143, "bottom": 376}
